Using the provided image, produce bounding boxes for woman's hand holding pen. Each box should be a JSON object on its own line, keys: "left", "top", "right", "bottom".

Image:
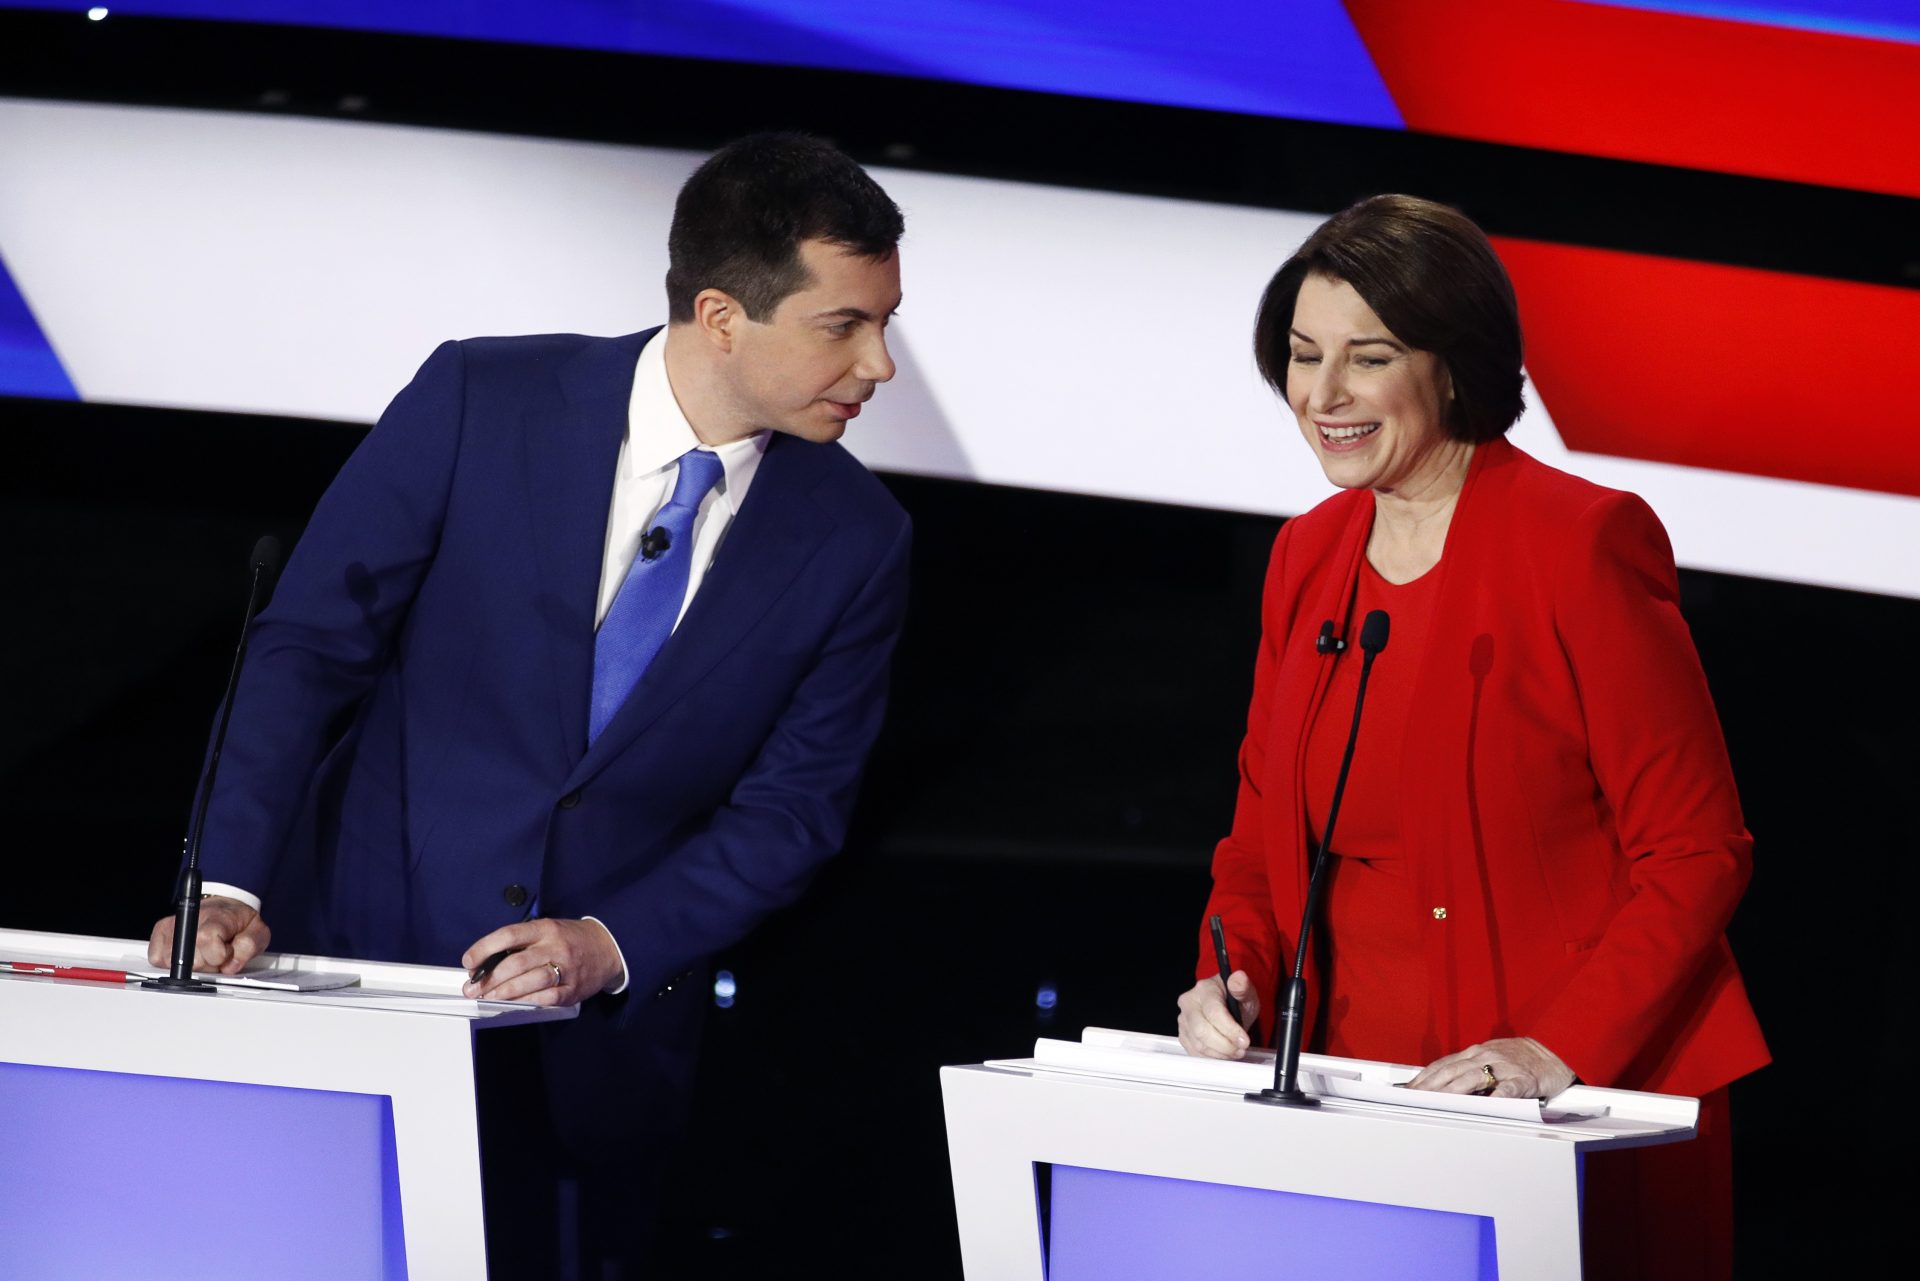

{"left": 1176, "top": 972, "right": 1261, "bottom": 1060}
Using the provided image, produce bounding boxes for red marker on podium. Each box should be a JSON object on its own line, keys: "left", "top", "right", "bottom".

{"left": 1, "top": 960, "right": 139, "bottom": 984}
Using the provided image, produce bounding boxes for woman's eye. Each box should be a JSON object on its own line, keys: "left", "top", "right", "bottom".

{"left": 1290, "top": 352, "right": 1319, "bottom": 365}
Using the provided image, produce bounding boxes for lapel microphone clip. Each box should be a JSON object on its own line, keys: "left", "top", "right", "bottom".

{"left": 639, "top": 526, "right": 672, "bottom": 561}
{"left": 1315, "top": 619, "right": 1347, "bottom": 654}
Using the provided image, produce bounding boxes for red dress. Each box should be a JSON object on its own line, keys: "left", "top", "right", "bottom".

{"left": 1197, "top": 440, "right": 1767, "bottom": 1280}
{"left": 1298, "top": 555, "right": 1736, "bottom": 1279}
{"left": 1301, "top": 556, "right": 1437, "bottom": 1066}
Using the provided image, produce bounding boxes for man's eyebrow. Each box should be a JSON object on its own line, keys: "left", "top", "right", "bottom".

{"left": 812, "top": 299, "right": 904, "bottom": 322}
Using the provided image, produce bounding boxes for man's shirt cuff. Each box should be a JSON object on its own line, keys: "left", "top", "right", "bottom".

{"left": 581, "top": 915, "right": 630, "bottom": 994}
{"left": 200, "top": 882, "right": 262, "bottom": 911}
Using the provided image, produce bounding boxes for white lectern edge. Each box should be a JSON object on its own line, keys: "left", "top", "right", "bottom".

{"left": 991, "top": 1027, "right": 1698, "bottom": 1147}
{"left": 942, "top": 1026, "right": 1705, "bottom": 1279}
{"left": 0, "top": 927, "right": 576, "bottom": 1281}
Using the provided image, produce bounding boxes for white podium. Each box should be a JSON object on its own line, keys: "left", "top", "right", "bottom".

{"left": 0, "top": 926, "right": 575, "bottom": 1281}
{"left": 942, "top": 1027, "right": 1701, "bottom": 1280}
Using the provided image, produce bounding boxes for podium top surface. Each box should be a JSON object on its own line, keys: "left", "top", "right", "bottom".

{"left": 962, "top": 1027, "right": 1697, "bottom": 1151}
{"left": 0, "top": 926, "right": 575, "bottom": 1027}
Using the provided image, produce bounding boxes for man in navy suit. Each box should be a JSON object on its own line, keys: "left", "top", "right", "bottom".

{"left": 148, "top": 133, "right": 911, "bottom": 1274}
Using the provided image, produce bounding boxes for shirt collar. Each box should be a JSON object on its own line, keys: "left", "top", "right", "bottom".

{"left": 625, "top": 328, "right": 770, "bottom": 515}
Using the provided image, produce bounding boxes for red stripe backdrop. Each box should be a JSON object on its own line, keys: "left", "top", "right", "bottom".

{"left": 1345, "top": 0, "right": 1920, "bottom": 199}
{"left": 1493, "top": 236, "right": 1920, "bottom": 498}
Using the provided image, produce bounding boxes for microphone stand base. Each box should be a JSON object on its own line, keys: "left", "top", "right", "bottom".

{"left": 1245, "top": 1087, "right": 1321, "bottom": 1108}
{"left": 141, "top": 976, "right": 218, "bottom": 994}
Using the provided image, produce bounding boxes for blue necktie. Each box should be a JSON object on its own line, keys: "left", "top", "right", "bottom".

{"left": 589, "top": 447, "right": 726, "bottom": 744}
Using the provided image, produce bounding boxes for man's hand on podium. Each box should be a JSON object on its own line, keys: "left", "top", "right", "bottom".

{"left": 460, "top": 918, "right": 621, "bottom": 1005}
{"left": 146, "top": 896, "right": 272, "bottom": 975}
{"left": 1176, "top": 972, "right": 1262, "bottom": 1060}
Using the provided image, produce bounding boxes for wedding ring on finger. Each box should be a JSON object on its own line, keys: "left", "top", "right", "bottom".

{"left": 548, "top": 962, "right": 563, "bottom": 987}
{"left": 1476, "top": 1063, "right": 1497, "bottom": 1094}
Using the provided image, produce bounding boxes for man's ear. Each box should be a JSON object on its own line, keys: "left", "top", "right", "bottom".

{"left": 692, "top": 288, "right": 741, "bottom": 353}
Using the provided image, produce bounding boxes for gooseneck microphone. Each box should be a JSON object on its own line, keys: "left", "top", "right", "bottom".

{"left": 1249, "top": 608, "right": 1390, "bottom": 1106}
{"left": 146, "top": 536, "right": 282, "bottom": 993}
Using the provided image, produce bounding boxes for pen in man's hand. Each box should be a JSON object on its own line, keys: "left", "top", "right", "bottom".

{"left": 468, "top": 947, "right": 521, "bottom": 984}
{"left": 1208, "top": 914, "right": 1243, "bottom": 1028}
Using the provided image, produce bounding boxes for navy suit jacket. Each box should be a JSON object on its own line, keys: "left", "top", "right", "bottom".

{"left": 200, "top": 328, "right": 911, "bottom": 1145}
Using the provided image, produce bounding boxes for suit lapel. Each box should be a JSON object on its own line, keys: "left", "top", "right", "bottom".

{"left": 566, "top": 433, "right": 837, "bottom": 787}
{"left": 523, "top": 330, "right": 653, "bottom": 759}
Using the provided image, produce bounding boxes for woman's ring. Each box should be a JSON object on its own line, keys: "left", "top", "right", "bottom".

{"left": 548, "top": 962, "right": 563, "bottom": 986}
{"left": 1478, "top": 1063, "right": 1497, "bottom": 1092}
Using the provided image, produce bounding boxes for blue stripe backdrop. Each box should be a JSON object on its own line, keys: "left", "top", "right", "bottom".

{"left": 0, "top": 250, "right": 77, "bottom": 400}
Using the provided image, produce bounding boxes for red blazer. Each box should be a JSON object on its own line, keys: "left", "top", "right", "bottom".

{"left": 1200, "top": 439, "right": 1769, "bottom": 1095}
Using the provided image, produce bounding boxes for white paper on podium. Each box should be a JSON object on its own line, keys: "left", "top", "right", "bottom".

{"left": 137, "top": 963, "right": 360, "bottom": 991}
{"left": 1306, "top": 1072, "right": 1610, "bottom": 1124}
{"left": 0, "top": 928, "right": 574, "bottom": 1019}
{"left": 0, "top": 950, "right": 357, "bottom": 991}
{"left": 109, "top": 953, "right": 539, "bottom": 1016}
{"left": 1019, "top": 1029, "right": 1612, "bottom": 1124}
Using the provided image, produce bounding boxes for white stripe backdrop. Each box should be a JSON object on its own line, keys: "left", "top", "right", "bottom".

{"left": 2, "top": 97, "right": 1914, "bottom": 598}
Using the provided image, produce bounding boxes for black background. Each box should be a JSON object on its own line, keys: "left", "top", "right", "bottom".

{"left": 4, "top": 9, "right": 1915, "bottom": 1277}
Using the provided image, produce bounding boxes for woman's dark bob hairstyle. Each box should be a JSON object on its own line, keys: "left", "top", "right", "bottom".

{"left": 1253, "top": 195, "right": 1526, "bottom": 444}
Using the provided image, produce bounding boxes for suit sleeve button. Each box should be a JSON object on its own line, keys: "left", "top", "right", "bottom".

{"left": 503, "top": 884, "right": 529, "bottom": 908}
{"left": 559, "top": 790, "right": 581, "bottom": 809}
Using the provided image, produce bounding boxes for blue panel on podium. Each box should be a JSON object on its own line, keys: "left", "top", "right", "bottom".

{"left": 0, "top": 1061, "right": 406, "bottom": 1280}
{"left": 1045, "top": 1163, "right": 1496, "bottom": 1281}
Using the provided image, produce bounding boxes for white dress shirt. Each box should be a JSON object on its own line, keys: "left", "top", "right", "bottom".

{"left": 598, "top": 325, "right": 770, "bottom": 627}
{"left": 207, "top": 330, "right": 767, "bottom": 994}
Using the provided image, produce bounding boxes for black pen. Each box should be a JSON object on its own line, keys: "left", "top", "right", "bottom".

{"left": 470, "top": 900, "right": 539, "bottom": 985}
{"left": 468, "top": 946, "right": 522, "bottom": 985}
{"left": 1208, "top": 914, "right": 1244, "bottom": 1028}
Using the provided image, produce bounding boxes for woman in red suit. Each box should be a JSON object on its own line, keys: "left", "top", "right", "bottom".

{"left": 1175, "top": 195, "right": 1769, "bottom": 1280}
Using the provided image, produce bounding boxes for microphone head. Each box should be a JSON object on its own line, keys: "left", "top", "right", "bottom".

{"left": 249, "top": 535, "right": 282, "bottom": 573}
{"left": 248, "top": 535, "right": 283, "bottom": 595}
{"left": 1359, "top": 609, "right": 1391, "bottom": 654}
